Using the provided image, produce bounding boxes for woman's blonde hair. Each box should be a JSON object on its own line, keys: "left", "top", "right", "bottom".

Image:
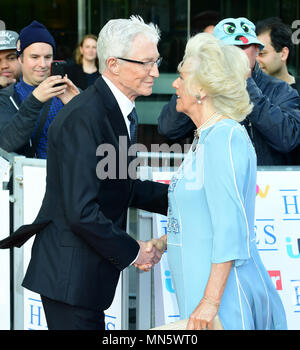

{"left": 75, "top": 34, "right": 98, "bottom": 66}
{"left": 179, "top": 33, "right": 253, "bottom": 122}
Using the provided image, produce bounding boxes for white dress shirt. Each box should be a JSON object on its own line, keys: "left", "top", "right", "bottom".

{"left": 101, "top": 75, "right": 140, "bottom": 265}
{"left": 102, "top": 75, "right": 134, "bottom": 140}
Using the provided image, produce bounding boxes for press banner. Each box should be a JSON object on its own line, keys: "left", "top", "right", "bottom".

{"left": 255, "top": 170, "right": 300, "bottom": 329}
{"left": 21, "top": 165, "right": 122, "bottom": 330}
{"left": 152, "top": 170, "right": 300, "bottom": 330}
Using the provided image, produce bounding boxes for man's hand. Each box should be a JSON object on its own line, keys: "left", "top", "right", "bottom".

{"left": 57, "top": 75, "right": 80, "bottom": 104}
{"left": 134, "top": 235, "right": 167, "bottom": 272}
{"left": 0, "top": 75, "right": 16, "bottom": 88}
{"left": 134, "top": 239, "right": 163, "bottom": 272}
{"left": 32, "top": 75, "right": 79, "bottom": 104}
{"left": 32, "top": 75, "right": 68, "bottom": 103}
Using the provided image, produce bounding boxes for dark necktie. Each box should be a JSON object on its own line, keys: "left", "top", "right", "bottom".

{"left": 127, "top": 107, "right": 138, "bottom": 144}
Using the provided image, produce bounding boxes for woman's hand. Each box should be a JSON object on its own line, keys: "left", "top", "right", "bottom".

{"left": 151, "top": 234, "right": 167, "bottom": 253}
{"left": 134, "top": 235, "right": 167, "bottom": 272}
{"left": 186, "top": 296, "right": 219, "bottom": 330}
{"left": 186, "top": 261, "right": 232, "bottom": 330}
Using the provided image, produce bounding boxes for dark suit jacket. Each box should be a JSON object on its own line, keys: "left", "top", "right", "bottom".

{"left": 2, "top": 76, "right": 168, "bottom": 311}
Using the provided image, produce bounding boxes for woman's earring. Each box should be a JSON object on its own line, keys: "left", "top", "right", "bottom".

{"left": 196, "top": 95, "right": 201, "bottom": 104}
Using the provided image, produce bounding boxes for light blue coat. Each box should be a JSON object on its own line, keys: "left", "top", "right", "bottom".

{"left": 167, "top": 119, "right": 287, "bottom": 330}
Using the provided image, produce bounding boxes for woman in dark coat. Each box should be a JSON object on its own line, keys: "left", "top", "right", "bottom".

{"left": 66, "top": 34, "right": 100, "bottom": 90}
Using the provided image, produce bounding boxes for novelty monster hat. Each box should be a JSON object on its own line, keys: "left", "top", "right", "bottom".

{"left": 213, "top": 17, "right": 264, "bottom": 50}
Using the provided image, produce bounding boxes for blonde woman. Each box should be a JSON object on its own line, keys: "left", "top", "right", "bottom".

{"left": 151, "top": 33, "right": 287, "bottom": 330}
{"left": 66, "top": 34, "right": 99, "bottom": 90}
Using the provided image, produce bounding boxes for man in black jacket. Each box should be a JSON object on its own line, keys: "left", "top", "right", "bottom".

{"left": 0, "top": 15, "right": 168, "bottom": 330}
{"left": 256, "top": 17, "right": 300, "bottom": 165}
{"left": 158, "top": 17, "right": 300, "bottom": 166}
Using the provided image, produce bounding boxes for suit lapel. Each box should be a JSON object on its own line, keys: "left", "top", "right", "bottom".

{"left": 95, "top": 76, "right": 131, "bottom": 148}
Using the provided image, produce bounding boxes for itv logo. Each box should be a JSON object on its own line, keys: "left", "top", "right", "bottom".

{"left": 256, "top": 184, "right": 270, "bottom": 198}
{"left": 164, "top": 270, "right": 175, "bottom": 294}
{"left": 285, "top": 236, "right": 300, "bottom": 259}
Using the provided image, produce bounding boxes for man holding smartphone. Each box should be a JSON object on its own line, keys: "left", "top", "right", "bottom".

{"left": 0, "top": 20, "right": 79, "bottom": 158}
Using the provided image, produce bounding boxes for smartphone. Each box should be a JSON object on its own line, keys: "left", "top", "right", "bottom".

{"left": 51, "top": 60, "right": 67, "bottom": 86}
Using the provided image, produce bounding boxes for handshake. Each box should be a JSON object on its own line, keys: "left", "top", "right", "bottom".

{"left": 134, "top": 234, "right": 167, "bottom": 272}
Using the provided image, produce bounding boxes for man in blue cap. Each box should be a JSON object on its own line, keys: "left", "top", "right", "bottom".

{"left": 158, "top": 17, "right": 300, "bottom": 165}
{"left": 0, "top": 21, "right": 79, "bottom": 158}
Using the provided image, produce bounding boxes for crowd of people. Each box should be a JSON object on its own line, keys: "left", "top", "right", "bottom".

{"left": 0, "top": 13, "right": 299, "bottom": 330}
{"left": 1, "top": 17, "right": 299, "bottom": 164}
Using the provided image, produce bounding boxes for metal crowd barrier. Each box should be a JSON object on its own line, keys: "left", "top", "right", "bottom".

{"left": 0, "top": 148, "right": 184, "bottom": 330}
{"left": 1, "top": 148, "right": 300, "bottom": 330}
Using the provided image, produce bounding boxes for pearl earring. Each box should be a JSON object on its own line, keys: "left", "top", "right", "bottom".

{"left": 196, "top": 95, "right": 201, "bottom": 104}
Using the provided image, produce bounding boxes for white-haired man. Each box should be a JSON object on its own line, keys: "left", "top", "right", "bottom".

{"left": 0, "top": 16, "right": 168, "bottom": 330}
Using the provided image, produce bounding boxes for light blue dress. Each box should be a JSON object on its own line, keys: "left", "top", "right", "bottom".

{"left": 167, "top": 119, "right": 287, "bottom": 330}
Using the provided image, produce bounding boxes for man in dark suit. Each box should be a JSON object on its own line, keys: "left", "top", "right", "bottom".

{"left": 0, "top": 16, "right": 168, "bottom": 330}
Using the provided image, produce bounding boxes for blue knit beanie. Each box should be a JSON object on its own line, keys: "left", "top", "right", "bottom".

{"left": 16, "top": 20, "right": 56, "bottom": 57}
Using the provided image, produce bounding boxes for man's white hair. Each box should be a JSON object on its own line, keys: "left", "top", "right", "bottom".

{"left": 97, "top": 15, "right": 160, "bottom": 73}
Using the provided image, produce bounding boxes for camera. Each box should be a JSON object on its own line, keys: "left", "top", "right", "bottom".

{"left": 51, "top": 60, "right": 67, "bottom": 86}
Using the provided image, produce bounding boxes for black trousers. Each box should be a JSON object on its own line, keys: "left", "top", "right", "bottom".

{"left": 41, "top": 295, "right": 105, "bottom": 330}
